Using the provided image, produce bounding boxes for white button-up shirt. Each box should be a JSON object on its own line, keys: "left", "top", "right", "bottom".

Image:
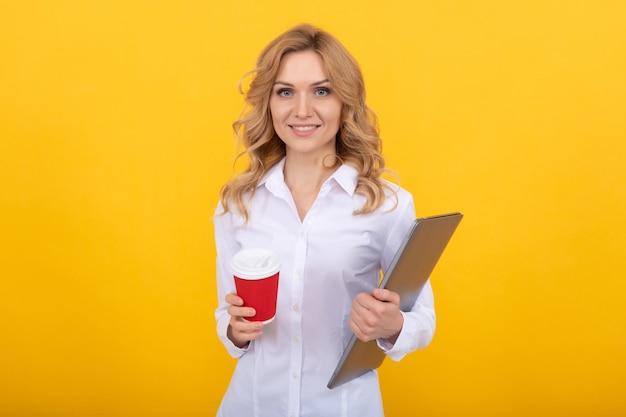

{"left": 214, "top": 159, "right": 436, "bottom": 417}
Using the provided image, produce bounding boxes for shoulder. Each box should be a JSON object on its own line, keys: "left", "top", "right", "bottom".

{"left": 213, "top": 200, "right": 246, "bottom": 229}
{"left": 380, "top": 179, "right": 415, "bottom": 214}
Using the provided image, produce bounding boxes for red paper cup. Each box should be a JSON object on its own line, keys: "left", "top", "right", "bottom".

{"left": 231, "top": 248, "right": 280, "bottom": 324}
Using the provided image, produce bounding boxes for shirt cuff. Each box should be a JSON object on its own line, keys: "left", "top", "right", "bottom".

{"left": 376, "top": 311, "right": 415, "bottom": 361}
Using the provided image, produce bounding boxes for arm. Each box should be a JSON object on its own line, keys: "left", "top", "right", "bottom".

{"left": 214, "top": 203, "right": 262, "bottom": 357}
{"left": 349, "top": 190, "right": 436, "bottom": 361}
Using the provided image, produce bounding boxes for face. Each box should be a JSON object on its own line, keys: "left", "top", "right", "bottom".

{"left": 269, "top": 50, "right": 342, "bottom": 159}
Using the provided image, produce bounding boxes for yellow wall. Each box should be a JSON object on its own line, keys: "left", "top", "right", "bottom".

{"left": 1, "top": 1, "right": 625, "bottom": 416}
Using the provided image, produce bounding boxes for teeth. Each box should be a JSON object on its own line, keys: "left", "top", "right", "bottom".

{"left": 292, "top": 125, "right": 317, "bottom": 131}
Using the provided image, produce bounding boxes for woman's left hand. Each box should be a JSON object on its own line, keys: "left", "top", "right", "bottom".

{"left": 350, "top": 288, "right": 404, "bottom": 344}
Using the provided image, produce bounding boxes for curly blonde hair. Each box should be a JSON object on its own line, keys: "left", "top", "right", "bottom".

{"left": 220, "top": 23, "right": 396, "bottom": 220}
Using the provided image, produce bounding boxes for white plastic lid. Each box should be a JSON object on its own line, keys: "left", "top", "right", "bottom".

{"left": 231, "top": 248, "right": 280, "bottom": 280}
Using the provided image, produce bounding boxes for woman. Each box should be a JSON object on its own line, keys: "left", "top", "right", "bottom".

{"left": 214, "top": 23, "right": 436, "bottom": 417}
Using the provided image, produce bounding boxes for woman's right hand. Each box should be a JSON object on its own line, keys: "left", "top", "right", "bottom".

{"left": 225, "top": 293, "right": 264, "bottom": 348}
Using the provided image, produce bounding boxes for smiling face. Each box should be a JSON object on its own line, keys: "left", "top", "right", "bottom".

{"left": 269, "top": 50, "right": 342, "bottom": 160}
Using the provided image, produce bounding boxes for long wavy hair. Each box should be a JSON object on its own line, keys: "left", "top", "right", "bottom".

{"left": 220, "top": 23, "right": 396, "bottom": 221}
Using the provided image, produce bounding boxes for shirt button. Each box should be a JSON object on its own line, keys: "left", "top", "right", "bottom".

{"left": 292, "top": 304, "right": 299, "bottom": 311}
{"left": 291, "top": 372, "right": 298, "bottom": 379}
{"left": 293, "top": 336, "right": 300, "bottom": 343}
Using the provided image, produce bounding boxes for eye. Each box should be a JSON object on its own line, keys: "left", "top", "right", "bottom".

{"left": 276, "top": 88, "right": 292, "bottom": 97}
{"left": 315, "top": 87, "right": 331, "bottom": 96}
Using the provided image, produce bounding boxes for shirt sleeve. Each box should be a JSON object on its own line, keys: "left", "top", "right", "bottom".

{"left": 375, "top": 190, "right": 437, "bottom": 361}
{"left": 213, "top": 202, "right": 249, "bottom": 358}
{"left": 377, "top": 280, "right": 436, "bottom": 361}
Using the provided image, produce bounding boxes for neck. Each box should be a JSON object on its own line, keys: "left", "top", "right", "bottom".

{"left": 283, "top": 153, "right": 339, "bottom": 194}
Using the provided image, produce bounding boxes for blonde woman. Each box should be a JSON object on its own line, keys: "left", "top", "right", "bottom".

{"left": 214, "top": 23, "right": 435, "bottom": 417}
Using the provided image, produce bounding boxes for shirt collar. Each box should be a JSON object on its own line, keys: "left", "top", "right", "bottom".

{"left": 329, "top": 163, "right": 358, "bottom": 196}
{"left": 259, "top": 158, "right": 359, "bottom": 196}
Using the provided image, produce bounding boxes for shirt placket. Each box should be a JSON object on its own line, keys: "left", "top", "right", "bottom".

{"left": 287, "top": 222, "right": 307, "bottom": 417}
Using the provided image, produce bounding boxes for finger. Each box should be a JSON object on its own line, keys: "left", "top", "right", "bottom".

{"left": 231, "top": 317, "right": 263, "bottom": 332}
{"left": 225, "top": 293, "right": 256, "bottom": 319}
{"left": 349, "top": 319, "right": 361, "bottom": 338}
{"left": 227, "top": 304, "right": 257, "bottom": 319}
{"left": 350, "top": 317, "right": 376, "bottom": 342}
{"left": 229, "top": 318, "right": 264, "bottom": 345}
{"left": 349, "top": 318, "right": 366, "bottom": 341}
{"left": 372, "top": 288, "right": 400, "bottom": 305}
{"left": 225, "top": 292, "right": 244, "bottom": 306}
{"left": 353, "top": 292, "right": 377, "bottom": 310}
{"left": 350, "top": 302, "right": 375, "bottom": 333}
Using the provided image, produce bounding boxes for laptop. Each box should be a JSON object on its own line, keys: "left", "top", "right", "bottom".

{"left": 327, "top": 212, "right": 463, "bottom": 389}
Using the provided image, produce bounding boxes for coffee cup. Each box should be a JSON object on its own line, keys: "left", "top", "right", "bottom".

{"left": 231, "top": 248, "right": 280, "bottom": 324}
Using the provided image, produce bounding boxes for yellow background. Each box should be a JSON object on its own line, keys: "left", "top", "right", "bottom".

{"left": 1, "top": 1, "right": 625, "bottom": 416}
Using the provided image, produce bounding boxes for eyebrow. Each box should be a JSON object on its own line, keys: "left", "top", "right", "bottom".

{"left": 273, "top": 79, "right": 330, "bottom": 87}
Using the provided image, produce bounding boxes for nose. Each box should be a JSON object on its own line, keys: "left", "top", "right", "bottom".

{"left": 294, "top": 95, "right": 312, "bottom": 118}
